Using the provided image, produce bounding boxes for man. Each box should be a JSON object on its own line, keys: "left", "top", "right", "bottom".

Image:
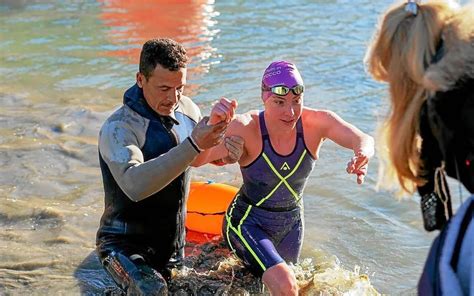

{"left": 96, "top": 38, "right": 241, "bottom": 295}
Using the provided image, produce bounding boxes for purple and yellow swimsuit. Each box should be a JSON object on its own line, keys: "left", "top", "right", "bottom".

{"left": 223, "top": 111, "right": 316, "bottom": 276}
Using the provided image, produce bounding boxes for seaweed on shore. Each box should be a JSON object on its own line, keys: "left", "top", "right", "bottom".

{"left": 169, "top": 238, "right": 264, "bottom": 295}
{"left": 169, "top": 233, "right": 380, "bottom": 296}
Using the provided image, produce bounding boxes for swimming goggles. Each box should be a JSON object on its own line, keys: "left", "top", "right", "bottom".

{"left": 261, "top": 84, "right": 305, "bottom": 96}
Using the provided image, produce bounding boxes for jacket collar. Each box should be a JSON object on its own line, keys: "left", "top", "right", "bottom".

{"left": 123, "top": 83, "right": 179, "bottom": 125}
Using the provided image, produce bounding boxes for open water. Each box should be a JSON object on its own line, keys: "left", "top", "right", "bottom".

{"left": 0, "top": 0, "right": 470, "bottom": 294}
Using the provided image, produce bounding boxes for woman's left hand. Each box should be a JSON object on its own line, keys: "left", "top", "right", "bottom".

{"left": 346, "top": 152, "right": 370, "bottom": 184}
{"left": 223, "top": 136, "right": 245, "bottom": 163}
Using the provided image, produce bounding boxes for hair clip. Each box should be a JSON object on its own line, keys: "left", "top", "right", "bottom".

{"left": 405, "top": 0, "right": 421, "bottom": 15}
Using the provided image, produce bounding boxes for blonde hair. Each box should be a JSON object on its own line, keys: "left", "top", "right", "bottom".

{"left": 365, "top": 1, "right": 456, "bottom": 193}
{"left": 424, "top": 3, "right": 474, "bottom": 91}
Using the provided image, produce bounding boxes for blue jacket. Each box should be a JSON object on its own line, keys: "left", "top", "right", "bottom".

{"left": 419, "top": 195, "right": 473, "bottom": 296}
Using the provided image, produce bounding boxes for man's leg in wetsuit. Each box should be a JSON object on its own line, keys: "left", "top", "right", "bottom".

{"left": 100, "top": 251, "right": 168, "bottom": 296}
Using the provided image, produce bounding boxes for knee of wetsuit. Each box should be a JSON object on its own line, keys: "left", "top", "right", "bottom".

{"left": 103, "top": 251, "right": 168, "bottom": 296}
{"left": 130, "top": 257, "right": 168, "bottom": 296}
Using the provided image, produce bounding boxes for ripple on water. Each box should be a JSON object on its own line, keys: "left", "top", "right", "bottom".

{"left": 0, "top": 206, "right": 64, "bottom": 231}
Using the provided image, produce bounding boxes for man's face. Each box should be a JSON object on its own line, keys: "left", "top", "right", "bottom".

{"left": 136, "top": 64, "right": 187, "bottom": 116}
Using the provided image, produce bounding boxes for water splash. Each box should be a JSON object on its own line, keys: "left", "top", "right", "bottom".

{"left": 169, "top": 236, "right": 379, "bottom": 295}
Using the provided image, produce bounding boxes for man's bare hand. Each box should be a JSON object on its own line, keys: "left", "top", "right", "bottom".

{"left": 191, "top": 117, "right": 227, "bottom": 150}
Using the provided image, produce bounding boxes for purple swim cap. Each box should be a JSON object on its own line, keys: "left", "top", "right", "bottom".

{"left": 261, "top": 61, "right": 304, "bottom": 101}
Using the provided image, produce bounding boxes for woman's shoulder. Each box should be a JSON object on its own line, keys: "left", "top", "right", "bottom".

{"left": 302, "top": 107, "right": 339, "bottom": 116}
{"left": 233, "top": 110, "right": 259, "bottom": 125}
{"left": 302, "top": 108, "right": 341, "bottom": 126}
{"left": 227, "top": 110, "right": 260, "bottom": 136}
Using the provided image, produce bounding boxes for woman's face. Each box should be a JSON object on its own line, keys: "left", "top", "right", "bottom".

{"left": 264, "top": 92, "right": 303, "bottom": 129}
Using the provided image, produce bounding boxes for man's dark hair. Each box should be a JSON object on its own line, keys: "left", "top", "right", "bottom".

{"left": 139, "top": 38, "right": 188, "bottom": 79}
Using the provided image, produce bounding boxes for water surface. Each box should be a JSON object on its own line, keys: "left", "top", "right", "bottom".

{"left": 1, "top": 0, "right": 469, "bottom": 294}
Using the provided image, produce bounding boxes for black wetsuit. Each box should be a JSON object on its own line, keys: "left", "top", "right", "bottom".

{"left": 96, "top": 84, "right": 201, "bottom": 294}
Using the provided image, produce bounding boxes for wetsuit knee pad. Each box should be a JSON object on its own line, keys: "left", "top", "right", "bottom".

{"left": 102, "top": 251, "right": 168, "bottom": 296}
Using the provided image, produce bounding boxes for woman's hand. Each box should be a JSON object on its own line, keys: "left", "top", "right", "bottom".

{"left": 222, "top": 136, "right": 245, "bottom": 164}
{"left": 346, "top": 150, "right": 372, "bottom": 185}
{"left": 208, "top": 97, "right": 237, "bottom": 125}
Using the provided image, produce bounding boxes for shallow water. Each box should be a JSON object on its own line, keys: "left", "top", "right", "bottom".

{"left": 0, "top": 0, "right": 470, "bottom": 295}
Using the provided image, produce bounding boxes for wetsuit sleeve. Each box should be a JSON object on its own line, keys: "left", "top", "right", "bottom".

{"left": 99, "top": 119, "right": 200, "bottom": 202}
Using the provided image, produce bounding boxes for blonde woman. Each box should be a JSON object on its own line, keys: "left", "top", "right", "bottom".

{"left": 365, "top": 0, "right": 473, "bottom": 294}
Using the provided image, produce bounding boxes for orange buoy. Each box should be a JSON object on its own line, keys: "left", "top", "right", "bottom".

{"left": 186, "top": 181, "right": 238, "bottom": 235}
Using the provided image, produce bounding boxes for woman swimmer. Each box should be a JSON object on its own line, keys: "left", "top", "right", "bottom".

{"left": 207, "top": 60, "right": 374, "bottom": 295}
